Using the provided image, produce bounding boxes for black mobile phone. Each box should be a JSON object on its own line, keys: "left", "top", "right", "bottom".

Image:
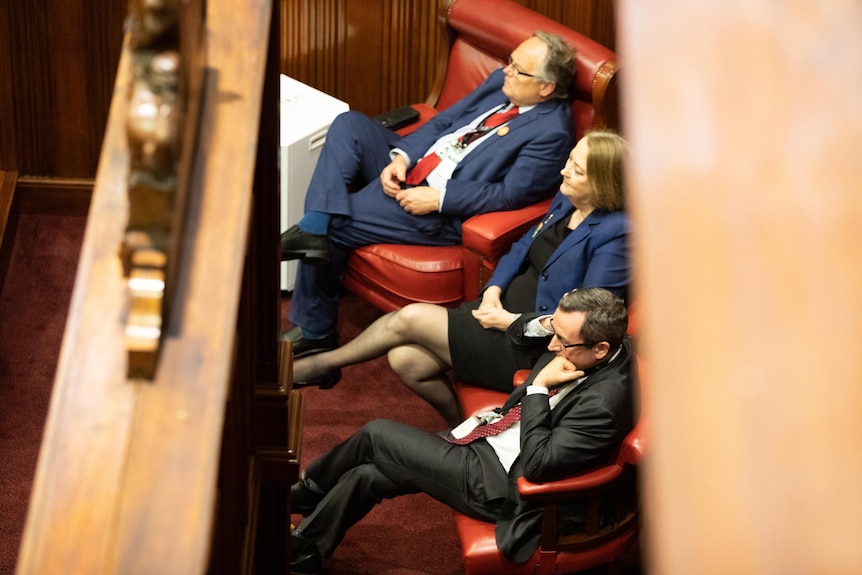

{"left": 374, "top": 105, "right": 421, "bottom": 131}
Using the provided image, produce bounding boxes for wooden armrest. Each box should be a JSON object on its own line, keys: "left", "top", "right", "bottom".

{"left": 517, "top": 462, "right": 625, "bottom": 501}
{"left": 461, "top": 199, "right": 551, "bottom": 261}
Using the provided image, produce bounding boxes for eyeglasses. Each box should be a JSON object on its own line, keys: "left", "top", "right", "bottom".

{"left": 506, "top": 56, "right": 539, "bottom": 79}
{"left": 548, "top": 319, "right": 594, "bottom": 349}
{"left": 553, "top": 332, "right": 595, "bottom": 349}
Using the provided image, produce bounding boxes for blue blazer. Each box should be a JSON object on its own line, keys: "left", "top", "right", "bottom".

{"left": 393, "top": 69, "right": 574, "bottom": 219}
{"left": 485, "top": 191, "right": 630, "bottom": 311}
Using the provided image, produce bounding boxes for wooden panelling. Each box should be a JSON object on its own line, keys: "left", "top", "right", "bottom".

{"left": 281, "top": 0, "right": 615, "bottom": 116}
{"left": 0, "top": 0, "right": 124, "bottom": 177}
{"left": 0, "top": 0, "right": 611, "bottom": 184}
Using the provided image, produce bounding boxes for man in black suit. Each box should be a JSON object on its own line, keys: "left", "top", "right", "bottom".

{"left": 289, "top": 287, "right": 634, "bottom": 574}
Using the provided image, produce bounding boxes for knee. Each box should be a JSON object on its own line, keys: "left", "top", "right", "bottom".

{"left": 387, "top": 346, "right": 419, "bottom": 383}
{"left": 385, "top": 304, "right": 426, "bottom": 338}
{"left": 387, "top": 346, "right": 407, "bottom": 374}
{"left": 359, "top": 418, "right": 399, "bottom": 440}
{"left": 331, "top": 110, "right": 371, "bottom": 134}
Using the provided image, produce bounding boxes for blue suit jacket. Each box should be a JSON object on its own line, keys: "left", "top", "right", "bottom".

{"left": 485, "top": 191, "right": 630, "bottom": 312}
{"left": 393, "top": 69, "right": 574, "bottom": 219}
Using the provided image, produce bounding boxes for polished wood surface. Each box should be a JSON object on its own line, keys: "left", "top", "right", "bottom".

{"left": 0, "top": 0, "right": 613, "bottom": 181}
{"left": 0, "top": 170, "right": 18, "bottom": 290}
{"left": 14, "top": 0, "right": 276, "bottom": 571}
{"left": 0, "top": 0, "right": 125, "bottom": 176}
{"left": 620, "top": 0, "right": 862, "bottom": 572}
{"left": 280, "top": 0, "right": 617, "bottom": 117}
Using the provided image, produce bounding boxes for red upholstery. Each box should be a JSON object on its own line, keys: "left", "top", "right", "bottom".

{"left": 342, "top": 0, "right": 620, "bottom": 313}
{"left": 452, "top": 355, "right": 648, "bottom": 575}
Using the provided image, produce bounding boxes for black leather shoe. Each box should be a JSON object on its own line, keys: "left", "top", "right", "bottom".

{"left": 294, "top": 366, "right": 342, "bottom": 390}
{"left": 291, "top": 477, "right": 324, "bottom": 516}
{"left": 282, "top": 326, "right": 338, "bottom": 359}
{"left": 290, "top": 534, "right": 322, "bottom": 575}
{"left": 280, "top": 225, "right": 330, "bottom": 265}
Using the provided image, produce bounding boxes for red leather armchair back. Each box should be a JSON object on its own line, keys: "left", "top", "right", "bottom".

{"left": 433, "top": 0, "right": 620, "bottom": 139}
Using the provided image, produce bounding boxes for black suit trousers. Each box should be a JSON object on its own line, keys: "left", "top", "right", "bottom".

{"left": 297, "top": 419, "right": 509, "bottom": 556}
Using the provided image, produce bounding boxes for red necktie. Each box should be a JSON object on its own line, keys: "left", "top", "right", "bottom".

{"left": 405, "top": 151, "right": 442, "bottom": 186}
{"left": 479, "top": 105, "right": 521, "bottom": 129}
{"left": 444, "top": 387, "right": 557, "bottom": 445}
{"left": 405, "top": 105, "right": 519, "bottom": 186}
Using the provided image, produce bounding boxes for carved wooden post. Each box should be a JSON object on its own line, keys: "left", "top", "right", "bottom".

{"left": 121, "top": 0, "right": 206, "bottom": 379}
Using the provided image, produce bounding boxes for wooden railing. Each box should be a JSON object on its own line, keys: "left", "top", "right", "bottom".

{"left": 14, "top": 0, "right": 296, "bottom": 572}
{"left": 0, "top": 170, "right": 17, "bottom": 290}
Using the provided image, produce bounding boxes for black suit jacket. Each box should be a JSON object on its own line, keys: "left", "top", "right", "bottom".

{"left": 492, "top": 314, "right": 635, "bottom": 562}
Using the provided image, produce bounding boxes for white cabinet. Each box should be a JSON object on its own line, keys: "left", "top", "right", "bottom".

{"left": 279, "top": 74, "right": 349, "bottom": 290}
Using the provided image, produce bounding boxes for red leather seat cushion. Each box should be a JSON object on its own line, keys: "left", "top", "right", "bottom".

{"left": 344, "top": 244, "right": 465, "bottom": 309}
{"left": 454, "top": 382, "right": 509, "bottom": 418}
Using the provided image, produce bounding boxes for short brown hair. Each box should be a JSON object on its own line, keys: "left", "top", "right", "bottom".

{"left": 558, "top": 288, "right": 628, "bottom": 349}
{"left": 584, "top": 130, "right": 627, "bottom": 212}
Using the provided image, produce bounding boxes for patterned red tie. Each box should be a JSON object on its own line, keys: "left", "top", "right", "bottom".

{"left": 444, "top": 387, "right": 557, "bottom": 445}
{"left": 405, "top": 105, "right": 519, "bottom": 186}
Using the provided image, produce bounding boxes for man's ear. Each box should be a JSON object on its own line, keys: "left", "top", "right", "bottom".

{"left": 539, "top": 81, "right": 557, "bottom": 99}
{"left": 593, "top": 341, "right": 610, "bottom": 361}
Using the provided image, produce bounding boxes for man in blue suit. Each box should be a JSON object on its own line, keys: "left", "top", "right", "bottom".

{"left": 281, "top": 32, "right": 576, "bottom": 356}
{"left": 288, "top": 288, "right": 634, "bottom": 574}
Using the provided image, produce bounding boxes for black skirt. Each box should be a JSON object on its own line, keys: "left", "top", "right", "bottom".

{"left": 447, "top": 300, "right": 537, "bottom": 392}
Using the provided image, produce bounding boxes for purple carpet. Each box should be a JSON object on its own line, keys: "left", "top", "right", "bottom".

{"left": 0, "top": 213, "right": 464, "bottom": 575}
{"left": 0, "top": 214, "right": 86, "bottom": 575}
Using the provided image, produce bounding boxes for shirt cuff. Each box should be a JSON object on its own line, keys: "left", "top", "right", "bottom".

{"left": 390, "top": 148, "right": 410, "bottom": 165}
{"left": 526, "top": 385, "right": 549, "bottom": 395}
{"left": 524, "top": 314, "right": 554, "bottom": 337}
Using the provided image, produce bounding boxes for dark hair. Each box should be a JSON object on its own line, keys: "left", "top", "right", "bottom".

{"left": 533, "top": 31, "right": 576, "bottom": 100}
{"left": 558, "top": 288, "right": 628, "bottom": 350}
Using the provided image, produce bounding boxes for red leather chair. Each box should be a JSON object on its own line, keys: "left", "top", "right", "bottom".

{"left": 341, "top": 0, "right": 621, "bottom": 312}
{"left": 452, "top": 355, "right": 647, "bottom": 575}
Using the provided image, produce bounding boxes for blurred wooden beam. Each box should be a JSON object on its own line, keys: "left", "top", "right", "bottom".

{"left": 619, "top": 1, "right": 862, "bottom": 573}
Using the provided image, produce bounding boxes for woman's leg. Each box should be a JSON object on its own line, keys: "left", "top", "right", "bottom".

{"left": 388, "top": 343, "right": 462, "bottom": 426}
{"left": 293, "top": 302, "right": 452, "bottom": 381}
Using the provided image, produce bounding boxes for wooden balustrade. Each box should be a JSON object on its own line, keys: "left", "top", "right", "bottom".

{"left": 14, "top": 0, "right": 294, "bottom": 572}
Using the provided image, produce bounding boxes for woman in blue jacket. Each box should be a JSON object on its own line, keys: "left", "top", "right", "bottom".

{"left": 293, "top": 130, "right": 629, "bottom": 426}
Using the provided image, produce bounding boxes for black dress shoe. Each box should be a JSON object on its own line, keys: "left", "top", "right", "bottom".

{"left": 294, "top": 366, "right": 342, "bottom": 390}
{"left": 281, "top": 225, "right": 331, "bottom": 265}
{"left": 291, "top": 477, "right": 324, "bottom": 516}
{"left": 282, "top": 326, "right": 338, "bottom": 359}
{"left": 290, "top": 534, "right": 322, "bottom": 575}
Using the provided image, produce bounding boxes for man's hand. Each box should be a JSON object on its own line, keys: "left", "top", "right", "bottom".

{"left": 395, "top": 186, "right": 440, "bottom": 215}
{"left": 381, "top": 155, "right": 408, "bottom": 198}
{"left": 531, "top": 355, "right": 584, "bottom": 389}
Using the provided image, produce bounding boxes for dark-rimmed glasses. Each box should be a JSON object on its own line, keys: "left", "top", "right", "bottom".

{"left": 548, "top": 318, "right": 595, "bottom": 349}
{"left": 506, "top": 56, "right": 539, "bottom": 78}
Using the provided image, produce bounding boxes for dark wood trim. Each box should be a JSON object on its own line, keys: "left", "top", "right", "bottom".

{"left": 14, "top": 176, "right": 93, "bottom": 217}
{"left": 0, "top": 170, "right": 18, "bottom": 293}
